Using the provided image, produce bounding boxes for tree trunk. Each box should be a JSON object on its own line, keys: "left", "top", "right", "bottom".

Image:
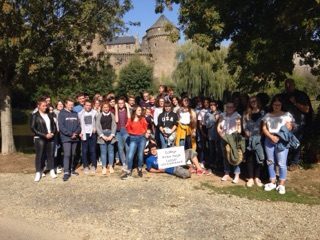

{"left": 0, "top": 85, "right": 16, "bottom": 154}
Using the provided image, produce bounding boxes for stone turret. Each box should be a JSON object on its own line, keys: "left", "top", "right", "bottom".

{"left": 142, "top": 15, "right": 179, "bottom": 82}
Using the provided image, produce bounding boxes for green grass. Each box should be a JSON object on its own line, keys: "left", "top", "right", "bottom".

{"left": 199, "top": 182, "right": 320, "bottom": 205}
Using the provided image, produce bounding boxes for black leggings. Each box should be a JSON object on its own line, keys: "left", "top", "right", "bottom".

{"left": 246, "top": 151, "right": 261, "bottom": 179}
{"left": 34, "top": 138, "right": 54, "bottom": 172}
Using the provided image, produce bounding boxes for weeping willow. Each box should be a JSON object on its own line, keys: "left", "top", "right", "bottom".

{"left": 173, "top": 41, "right": 237, "bottom": 99}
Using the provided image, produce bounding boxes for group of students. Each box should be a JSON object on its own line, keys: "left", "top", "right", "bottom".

{"left": 30, "top": 79, "right": 313, "bottom": 195}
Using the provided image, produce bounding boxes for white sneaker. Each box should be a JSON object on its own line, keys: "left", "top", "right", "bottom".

{"left": 246, "top": 179, "right": 254, "bottom": 187}
{"left": 109, "top": 166, "right": 114, "bottom": 174}
{"left": 34, "top": 172, "right": 41, "bottom": 182}
{"left": 102, "top": 167, "right": 107, "bottom": 175}
{"left": 83, "top": 167, "right": 89, "bottom": 175}
{"left": 264, "top": 183, "right": 277, "bottom": 191}
{"left": 276, "top": 185, "right": 286, "bottom": 194}
{"left": 56, "top": 167, "right": 62, "bottom": 174}
{"left": 50, "top": 169, "right": 57, "bottom": 179}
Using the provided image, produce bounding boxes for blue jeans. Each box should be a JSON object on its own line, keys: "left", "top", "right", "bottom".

{"left": 81, "top": 133, "right": 97, "bottom": 168}
{"left": 159, "top": 132, "right": 167, "bottom": 149}
{"left": 264, "top": 138, "right": 289, "bottom": 180}
{"left": 116, "top": 128, "right": 129, "bottom": 167}
{"left": 126, "top": 135, "right": 146, "bottom": 172}
{"left": 220, "top": 141, "right": 241, "bottom": 174}
{"left": 99, "top": 142, "right": 114, "bottom": 167}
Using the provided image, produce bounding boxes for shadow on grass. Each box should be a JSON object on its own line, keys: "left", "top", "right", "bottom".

{"left": 199, "top": 182, "right": 320, "bottom": 205}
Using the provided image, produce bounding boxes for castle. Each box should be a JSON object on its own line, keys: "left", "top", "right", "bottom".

{"left": 90, "top": 15, "right": 179, "bottom": 84}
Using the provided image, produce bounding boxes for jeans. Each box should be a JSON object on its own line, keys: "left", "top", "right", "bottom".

{"left": 34, "top": 138, "right": 55, "bottom": 172}
{"left": 159, "top": 132, "right": 167, "bottom": 149}
{"left": 99, "top": 142, "right": 114, "bottom": 167}
{"left": 264, "top": 138, "right": 289, "bottom": 180}
{"left": 62, "top": 141, "right": 78, "bottom": 174}
{"left": 81, "top": 133, "right": 97, "bottom": 168}
{"left": 220, "top": 141, "right": 240, "bottom": 174}
{"left": 126, "top": 134, "right": 146, "bottom": 172}
{"left": 116, "top": 128, "right": 129, "bottom": 168}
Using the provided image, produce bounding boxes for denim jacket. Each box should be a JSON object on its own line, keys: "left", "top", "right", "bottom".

{"left": 275, "top": 125, "right": 300, "bottom": 151}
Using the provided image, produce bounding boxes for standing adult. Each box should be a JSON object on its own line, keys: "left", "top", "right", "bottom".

{"left": 262, "top": 95, "right": 295, "bottom": 194}
{"left": 121, "top": 106, "right": 147, "bottom": 179}
{"left": 78, "top": 100, "right": 97, "bottom": 174}
{"left": 31, "top": 99, "right": 57, "bottom": 182}
{"left": 158, "top": 101, "right": 178, "bottom": 148}
{"left": 139, "top": 91, "right": 151, "bottom": 109}
{"left": 73, "top": 92, "right": 86, "bottom": 113}
{"left": 58, "top": 99, "right": 81, "bottom": 181}
{"left": 153, "top": 97, "right": 165, "bottom": 146}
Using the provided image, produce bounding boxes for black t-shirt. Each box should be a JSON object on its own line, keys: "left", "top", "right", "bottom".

{"left": 158, "top": 111, "right": 178, "bottom": 129}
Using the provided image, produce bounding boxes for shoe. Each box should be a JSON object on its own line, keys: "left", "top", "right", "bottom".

{"left": 121, "top": 172, "right": 132, "bottom": 180}
{"left": 138, "top": 169, "right": 143, "bottom": 177}
{"left": 84, "top": 167, "right": 89, "bottom": 175}
{"left": 56, "top": 167, "right": 62, "bottom": 174}
{"left": 102, "top": 167, "right": 107, "bottom": 175}
{"left": 232, "top": 176, "right": 239, "bottom": 184}
{"left": 276, "top": 185, "right": 286, "bottom": 194}
{"left": 221, "top": 174, "right": 230, "bottom": 181}
{"left": 288, "top": 164, "right": 298, "bottom": 172}
{"left": 63, "top": 173, "right": 70, "bottom": 182}
{"left": 254, "top": 178, "right": 264, "bottom": 187}
{"left": 109, "top": 166, "right": 114, "bottom": 174}
{"left": 264, "top": 182, "right": 277, "bottom": 191}
{"left": 200, "top": 162, "right": 205, "bottom": 169}
{"left": 97, "top": 159, "right": 102, "bottom": 166}
{"left": 34, "top": 172, "right": 41, "bottom": 182}
{"left": 91, "top": 166, "right": 96, "bottom": 175}
{"left": 50, "top": 169, "right": 57, "bottom": 179}
{"left": 71, "top": 170, "right": 79, "bottom": 176}
{"left": 246, "top": 179, "right": 254, "bottom": 187}
{"left": 42, "top": 172, "right": 46, "bottom": 177}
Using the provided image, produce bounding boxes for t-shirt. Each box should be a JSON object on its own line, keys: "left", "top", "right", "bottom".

{"left": 146, "top": 155, "right": 175, "bottom": 175}
{"left": 40, "top": 112, "right": 51, "bottom": 133}
{"left": 82, "top": 110, "right": 95, "bottom": 134}
{"left": 117, "top": 108, "right": 128, "bottom": 130}
{"left": 262, "top": 112, "right": 294, "bottom": 134}
{"left": 179, "top": 110, "right": 191, "bottom": 125}
{"left": 153, "top": 107, "right": 163, "bottom": 126}
{"left": 220, "top": 112, "right": 241, "bottom": 135}
{"left": 158, "top": 111, "right": 178, "bottom": 129}
{"left": 126, "top": 118, "right": 148, "bottom": 135}
{"left": 197, "top": 108, "right": 209, "bottom": 126}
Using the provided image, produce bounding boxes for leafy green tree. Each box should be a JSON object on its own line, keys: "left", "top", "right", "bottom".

{"left": 173, "top": 41, "right": 237, "bottom": 99}
{"left": 0, "top": 0, "right": 132, "bottom": 154}
{"left": 156, "top": 0, "right": 320, "bottom": 91}
{"left": 117, "top": 57, "right": 153, "bottom": 97}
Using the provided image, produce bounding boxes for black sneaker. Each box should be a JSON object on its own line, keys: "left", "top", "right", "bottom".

{"left": 63, "top": 173, "right": 70, "bottom": 182}
{"left": 121, "top": 172, "right": 132, "bottom": 180}
{"left": 71, "top": 170, "right": 79, "bottom": 176}
{"left": 138, "top": 169, "right": 143, "bottom": 177}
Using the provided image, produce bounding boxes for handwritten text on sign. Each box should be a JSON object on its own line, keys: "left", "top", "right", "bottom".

{"left": 158, "top": 146, "right": 186, "bottom": 169}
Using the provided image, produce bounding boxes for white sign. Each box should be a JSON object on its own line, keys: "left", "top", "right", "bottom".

{"left": 157, "top": 146, "right": 186, "bottom": 169}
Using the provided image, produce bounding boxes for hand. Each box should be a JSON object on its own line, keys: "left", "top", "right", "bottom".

{"left": 71, "top": 133, "right": 77, "bottom": 139}
{"left": 102, "top": 136, "right": 108, "bottom": 141}
{"left": 270, "top": 135, "right": 279, "bottom": 144}
{"left": 46, "top": 133, "right": 53, "bottom": 139}
{"left": 285, "top": 122, "right": 293, "bottom": 131}
{"left": 115, "top": 104, "right": 118, "bottom": 110}
{"left": 79, "top": 133, "right": 83, "bottom": 139}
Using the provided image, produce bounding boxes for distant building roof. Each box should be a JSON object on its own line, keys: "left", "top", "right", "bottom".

{"left": 106, "top": 36, "right": 136, "bottom": 45}
{"left": 147, "top": 15, "right": 175, "bottom": 31}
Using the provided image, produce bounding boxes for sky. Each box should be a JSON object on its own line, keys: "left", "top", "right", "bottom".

{"left": 123, "top": 0, "right": 181, "bottom": 40}
{"left": 122, "top": 0, "right": 230, "bottom": 46}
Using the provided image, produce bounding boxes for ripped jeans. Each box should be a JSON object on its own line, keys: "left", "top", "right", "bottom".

{"left": 264, "top": 138, "right": 289, "bottom": 181}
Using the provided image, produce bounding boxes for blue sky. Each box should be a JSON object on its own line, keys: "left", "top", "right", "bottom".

{"left": 123, "top": 0, "right": 180, "bottom": 40}
{"left": 123, "top": 0, "right": 230, "bottom": 46}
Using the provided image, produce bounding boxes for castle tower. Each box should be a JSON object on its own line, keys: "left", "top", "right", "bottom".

{"left": 143, "top": 15, "right": 179, "bottom": 83}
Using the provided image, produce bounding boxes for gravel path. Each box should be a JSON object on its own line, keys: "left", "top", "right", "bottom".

{"left": 0, "top": 172, "right": 319, "bottom": 240}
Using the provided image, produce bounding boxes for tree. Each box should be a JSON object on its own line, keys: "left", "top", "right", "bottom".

{"left": 117, "top": 57, "right": 153, "bottom": 96}
{"left": 173, "top": 41, "right": 237, "bottom": 99}
{"left": 156, "top": 0, "right": 320, "bottom": 91}
{"left": 0, "top": 0, "right": 132, "bottom": 154}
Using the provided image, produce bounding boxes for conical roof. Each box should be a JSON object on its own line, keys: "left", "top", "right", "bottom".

{"left": 147, "top": 15, "right": 175, "bottom": 31}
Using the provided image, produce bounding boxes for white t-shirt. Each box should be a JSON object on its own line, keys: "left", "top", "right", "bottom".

{"left": 179, "top": 111, "right": 191, "bottom": 125}
{"left": 220, "top": 112, "right": 241, "bottom": 135}
{"left": 263, "top": 112, "right": 294, "bottom": 133}
{"left": 40, "top": 112, "right": 51, "bottom": 133}
{"left": 83, "top": 111, "right": 95, "bottom": 134}
{"left": 153, "top": 107, "right": 163, "bottom": 126}
{"left": 197, "top": 108, "right": 209, "bottom": 126}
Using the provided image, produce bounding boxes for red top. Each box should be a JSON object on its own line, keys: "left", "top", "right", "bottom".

{"left": 126, "top": 117, "right": 147, "bottom": 135}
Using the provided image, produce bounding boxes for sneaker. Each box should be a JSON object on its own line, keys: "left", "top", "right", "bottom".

{"left": 71, "top": 170, "right": 79, "bottom": 176}
{"left": 138, "top": 169, "right": 143, "bottom": 177}
{"left": 254, "top": 178, "right": 264, "bottom": 187}
{"left": 50, "top": 169, "right": 57, "bottom": 179}
{"left": 232, "top": 176, "right": 239, "bottom": 184}
{"left": 97, "top": 159, "right": 102, "bottom": 166}
{"left": 56, "top": 167, "right": 62, "bottom": 174}
{"left": 246, "top": 179, "right": 254, "bottom": 187}
{"left": 34, "top": 172, "right": 41, "bottom": 182}
{"left": 200, "top": 162, "right": 205, "bottom": 169}
{"left": 42, "top": 172, "right": 46, "bottom": 177}
{"left": 83, "top": 167, "right": 89, "bottom": 175}
{"left": 63, "top": 173, "right": 70, "bottom": 182}
{"left": 91, "top": 166, "right": 96, "bottom": 175}
{"left": 221, "top": 174, "right": 230, "bottom": 181}
{"left": 276, "top": 185, "right": 286, "bottom": 194}
{"left": 109, "top": 166, "right": 115, "bottom": 174}
{"left": 121, "top": 172, "right": 132, "bottom": 180}
{"left": 102, "top": 167, "right": 107, "bottom": 175}
{"left": 264, "top": 182, "right": 277, "bottom": 191}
